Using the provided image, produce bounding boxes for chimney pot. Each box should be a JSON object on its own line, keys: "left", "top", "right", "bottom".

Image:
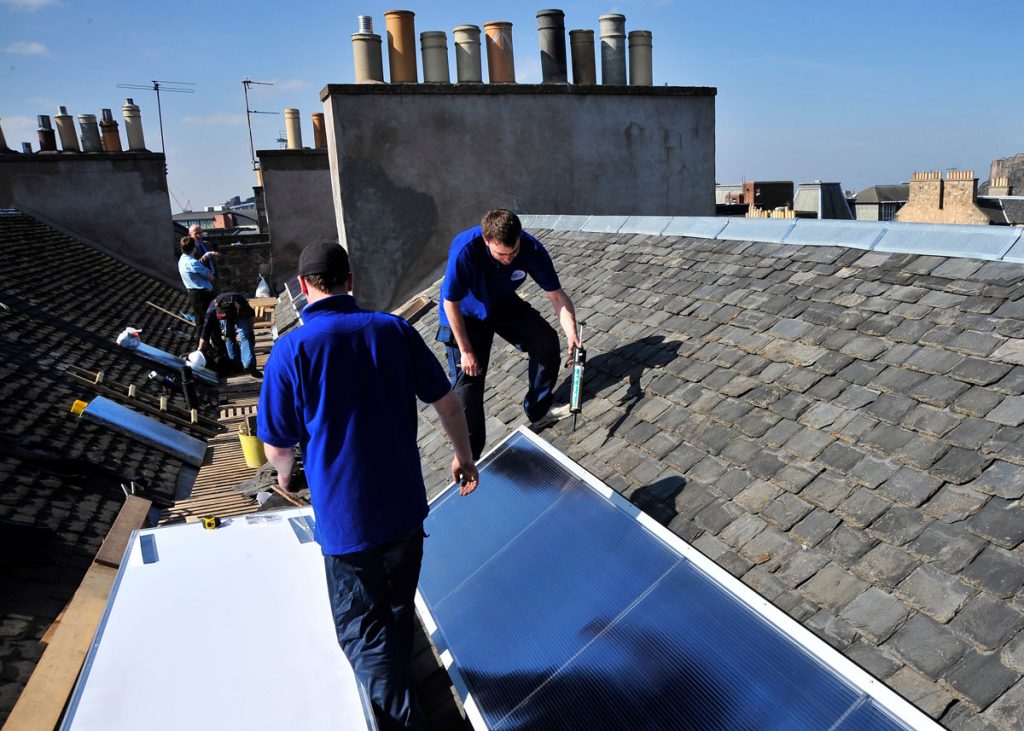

{"left": 99, "top": 109, "right": 123, "bottom": 152}
{"left": 384, "top": 10, "right": 418, "bottom": 82}
{"left": 0, "top": 117, "right": 12, "bottom": 153}
{"left": 599, "top": 13, "right": 627, "bottom": 85}
{"left": 284, "top": 108, "right": 302, "bottom": 149}
{"left": 452, "top": 25, "right": 483, "bottom": 83}
{"left": 421, "top": 31, "right": 450, "bottom": 83}
{"left": 352, "top": 32, "right": 385, "bottom": 83}
{"left": 628, "top": 30, "right": 653, "bottom": 86}
{"left": 569, "top": 29, "right": 596, "bottom": 85}
{"left": 37, "top": 115, "right": 58, "bottom": 152}
{"left": 537, "top": 9, "right": 568, "bottom": 84}
{"left": 483, "top": 21, "right": 516, "bottom": 83}
{"left": 121, "top": 98, "right": 148, "bottom": 151}
{"left": 78, "top": 113, "right": 102, "bottom": 152}
{"left": 22, "top": 142, "right": 33, "bottom": 154}
{"left": 55, "top": 106, "right": 80, "bottom": 152}
{"left": 358, "top": 15, "right": 373, "bottom": 34}
{"left": 311, "top": 112, "right": 327, "bottom": 148}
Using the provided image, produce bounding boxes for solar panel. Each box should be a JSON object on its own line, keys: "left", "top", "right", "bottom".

{"left": 417, "top": 428, "right": 937, "bottom": 731}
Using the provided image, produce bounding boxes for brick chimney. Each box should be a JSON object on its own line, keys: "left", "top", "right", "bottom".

{"left": 896, "top": 170, "right": 990, "bottom": 225}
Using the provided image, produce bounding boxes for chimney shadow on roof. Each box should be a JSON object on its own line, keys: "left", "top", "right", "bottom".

{"left": 631, "top": 475, "right": 687, "bottom": 526}
{"left": 555, "top": 334, "right": 684, "bottom": 445}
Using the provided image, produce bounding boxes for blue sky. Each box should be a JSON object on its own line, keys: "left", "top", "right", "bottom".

{"left": 3, "top": 0, "right": 1022, "bottom": 211}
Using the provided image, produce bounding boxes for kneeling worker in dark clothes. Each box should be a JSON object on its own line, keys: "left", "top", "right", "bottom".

{"left": 197, "top": 292, "right": 260, "bottom": 376}
{"left": 257, "top": 242, "right": 478, "bottom": 731}
{"left": 438, "top": 208, "right": 580, "bottom": 459}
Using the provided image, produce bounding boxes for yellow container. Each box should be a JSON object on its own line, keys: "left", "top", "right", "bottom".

{"left": 238, "top": 424, "right": 266, "bottom": 469}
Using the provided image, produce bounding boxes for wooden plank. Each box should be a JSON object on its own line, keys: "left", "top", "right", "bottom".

{"left": 94, "top": 496, "right": 152, "bottom": 568}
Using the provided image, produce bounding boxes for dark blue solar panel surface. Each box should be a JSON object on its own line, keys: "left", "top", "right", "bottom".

{"left": 419, "top": 431, "right": 916, "bottom": 731}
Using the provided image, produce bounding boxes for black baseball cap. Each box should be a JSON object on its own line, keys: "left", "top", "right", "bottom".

{"left": 298, "top": 241, "right": 350, "bottom": 278}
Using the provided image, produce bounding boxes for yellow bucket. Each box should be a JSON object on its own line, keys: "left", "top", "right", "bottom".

{"left": 238, "top": 423, "right": 266, "bottom": 469}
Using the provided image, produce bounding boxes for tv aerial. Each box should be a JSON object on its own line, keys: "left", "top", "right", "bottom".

{"left": 242, "top": 78, "right": 279, "bottom": 170}
{"left": 115, "top": 80, "right": 196, "bottom": 153}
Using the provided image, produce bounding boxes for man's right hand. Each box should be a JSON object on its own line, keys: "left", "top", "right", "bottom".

{"left": 460, "top": 350, "right": 481, "bottom": 377}
{"left": 452, "top": 457, "right": 479, "bottom": 496}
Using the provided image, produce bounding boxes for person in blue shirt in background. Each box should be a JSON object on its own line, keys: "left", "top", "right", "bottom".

{"left": 438, "top": 208, "right": 580, "bottom": 459}
{"left": 258, "top": 241, "right": 478, "bottom": 731}
{"left": 177, "top": 236, "right": 219, "bottom": 340}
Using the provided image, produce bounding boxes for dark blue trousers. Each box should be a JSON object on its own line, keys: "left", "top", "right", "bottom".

{"left": 443, "top": 295, "right": 561, "bottom": 459}
{"left": 323, "top": 527, "right": 427, "bottom": 731}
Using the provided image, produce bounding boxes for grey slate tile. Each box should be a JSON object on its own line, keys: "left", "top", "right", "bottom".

{"left": 818, "top": 524, "right": 877, "bottom": 566}
{"left": 886, "top": 612, "right": 968, "bottom": 680}
{"left": 870, "top": 504, "right": 931, "bottom": 546}
{"left": 909, "top": 521, "right": 987, "bottom": 575}
{"left": 943, "top": 650, "right": 1022, "bottom": 712}
{"left": 843, "top": 640, "right": 902, "bottom": 680}
{"left": 760, "top": 492, "right": 813, "bottom": 531}
{"left": 800, "top": 471, "right": 853, "bottom": 511}
{"left": 988, "top": 396, "right": 1024, "bottom": 427}
{"left": 961, "top": 546, "right": 1024, "bottom": 599}
{"left": 983, "top": 678, "right": 1024, "bottom": 731}
{"left": 877, "top": 467, "right": 944, "bottom": 508}
{"left": 840, "top": 587, "right": 911, "bottom": 643}
{"left": 949, "top": 593, "right": 1024, "bottom": 652}
{"left": 799, "top": 562, "right": 869, "bottom": 613}
{"left": 922, "top": 485, "right": 991, "bottom": 523}
{"left": 947, "top": 418, "right": 1001, "bottom": 450}
{"left": 848, "top": 454, "right": 901, "bottom": 488}
{"left": 835, "top": 488, "right": 892, "bottom": 528}
{"left": 805, "top": 609, "right": 859, "bottom": 650}
{"left": 853, "top": 542, "right": 920, "bottom": 589}
{"left": 887, "top": 666, "right": 957, "bottom": 719}
{"left": 931, "top": 447, "right": 991, "bottom": 485}
{"left": 770, "top": 461, "right": 822, "bottom": 493}
{"left": 897, "top": 564, "right": 975, "bottom": 623}
{"left": 970, "top": 461, "right": 1024, "bottom": 500}
{"left": 783, "top": 427, "right": 834, "bottom": 460}
{"left": 953, "top": 387, "right": 1007, "bottom": 418}
{"left": 950, "top": 357, "right": 1014, "bottom": 386}
{"left": 790, "top": 508, "right": 841, "bottom": 547}
{"left": 967, "top": 497, "right": 1024, "bottom": 549}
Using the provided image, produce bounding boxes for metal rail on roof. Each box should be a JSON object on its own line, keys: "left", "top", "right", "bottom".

{"left": 520, "top": 214, "right": 1024, "bottom": 262}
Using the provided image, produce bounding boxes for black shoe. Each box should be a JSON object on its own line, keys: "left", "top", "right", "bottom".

{"left": 247, "top": 367, "right": 263, "bottom": 379}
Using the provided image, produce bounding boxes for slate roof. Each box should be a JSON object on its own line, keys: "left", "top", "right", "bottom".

{"left": 855, "top": 184, "right": 910, "bottom": 204}
{"left": 0, "top": 211, "right": 211, "bottom": 723}
{"left": 413, "top": 228, "right": 1024, "bottom": 730}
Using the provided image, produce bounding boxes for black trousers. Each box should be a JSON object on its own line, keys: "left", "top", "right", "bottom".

{"left": 442, "top": 296, "right": 560, "bottom": 459}
{"left": 186, "top": 288, "right": 214, "bottom": 342}
{"left": 323, "top": 528, "right": 427, "bottom": 731}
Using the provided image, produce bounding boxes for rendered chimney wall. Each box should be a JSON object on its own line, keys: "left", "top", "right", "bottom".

{"left": 569, "top": 29, "right": 596, "bottom": 85}
{"left": 599, "top": 13, "right": 627, "bottom": 84}
{"left": 99, "top": 108, "right": 122, "bottom": 152}
{"left": 122, "top": 98, "right": 148, "bottom": 151}
{"left": 312, "top": 112, "right": 327, "bottom": 148}
{"left": 421, "top": 31, "right": 450, "bottom": 83}
{"left": 537, "top": 9, "right": 567, "bottom": 83}
{"left": 55, "top": 106, "right": 79, "bottom": 152}
{"left": 385, "top": 10, "right": 418, "bottom": 82}
{"left": 453, "top": 25, "right": 483, "bottom": 82}
{"left": 483, "top": 21, "right": 516, "bottom": 83}
{"left": 628, "top": 30, "right": 653, "bottom": 86}
{"left": 284, "top": 108, "right": 302, "bottom": 149}
{"left": 78, "top": 113, "right": 102, "bottom": 152}
{"left": 37, "top": 115, "right": 58, "bottom": 153}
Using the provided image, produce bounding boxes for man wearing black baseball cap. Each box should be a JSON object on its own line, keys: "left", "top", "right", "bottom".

{"left": 258, "top": 241, "right": 478, "bottom": 730}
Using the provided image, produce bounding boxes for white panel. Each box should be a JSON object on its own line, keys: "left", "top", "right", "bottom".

{"left": 63, "top": 508, "right": 370, "bottom": 731}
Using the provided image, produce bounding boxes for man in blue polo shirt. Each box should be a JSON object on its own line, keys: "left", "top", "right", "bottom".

{"left": 438, "top": 208, "right": 580, "bottom": 459}
{"left": 257, "top": 241, "right": 478, "bottom": 731}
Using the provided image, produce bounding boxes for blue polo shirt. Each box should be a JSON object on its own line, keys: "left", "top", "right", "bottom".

{"left": 439, "top": 226, "right": 561, "bottom": 326}
{"left": 256, "top": 294, "right": 451, "bottom": 554}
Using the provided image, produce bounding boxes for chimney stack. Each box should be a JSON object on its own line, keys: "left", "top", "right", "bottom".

{"left": 78, "top": 113, "right": 102, "bottom": 152}
{"left": 352, "top": 15, "right": 385, "bottom": 83}
{"left": 599, "top": 14, "right": 627, "bottom": 84}
{"left": 99, "top": 108, "right": 122, "bottom": 152}
{"left": 989, "top": 176, "right": 1012, "bottom": 196}
{"left": 55, "top": 106, "right": 79, "bottom": 152}
{"left": 0, "top": 117, "right": 12, "bottom": 153}
{"left": 453, "top": 25, "right": 483, "bottom": 83}
{"left": 385, "top": 10, "right": 418, "bottom": 82}
{"left": 569, "top": 29, "right": 596, "bottom": 85}
{"left": 537, "top": 9, "right": 567, "bottom": 84}
{"left": 121, "top": 98, "right": 148, "bottom": 151}
{"left": 483, "top": 21, "right": 516, "bottom": 83}
{"left": 311, "top": 112, "right": 327, "bottom": 148}
{"left": 421, "top": 31, "right": 450, "bottom": 83}
{"left": 284, "top": 108, "right": 302, "bottom": 149}
{"left": 628, "top": 30, "right": 653, "bottom": 85}
{"left": 37, "top": 115, "right": 58, "bottom": 153}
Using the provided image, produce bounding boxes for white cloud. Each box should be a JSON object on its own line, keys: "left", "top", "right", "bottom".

{"left": 1, "top": 0, "right": 58, "bottom": 9}
{"left": 272, "top": 79, "right": 309, "bottom": 92}
{"left": 182, "top": 112, "right": 247, "bottom": 127}
{"left": 5, "top": 41, "right": 48, "bottom": 55}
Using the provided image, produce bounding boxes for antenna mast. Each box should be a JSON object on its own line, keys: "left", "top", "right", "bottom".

{"left": 242, "top": 78, "right": 277, "bottom": 170}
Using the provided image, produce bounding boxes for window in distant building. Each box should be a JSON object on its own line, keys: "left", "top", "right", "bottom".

{"left": 879, "top": 202, "right": 905, "bottom": 221}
